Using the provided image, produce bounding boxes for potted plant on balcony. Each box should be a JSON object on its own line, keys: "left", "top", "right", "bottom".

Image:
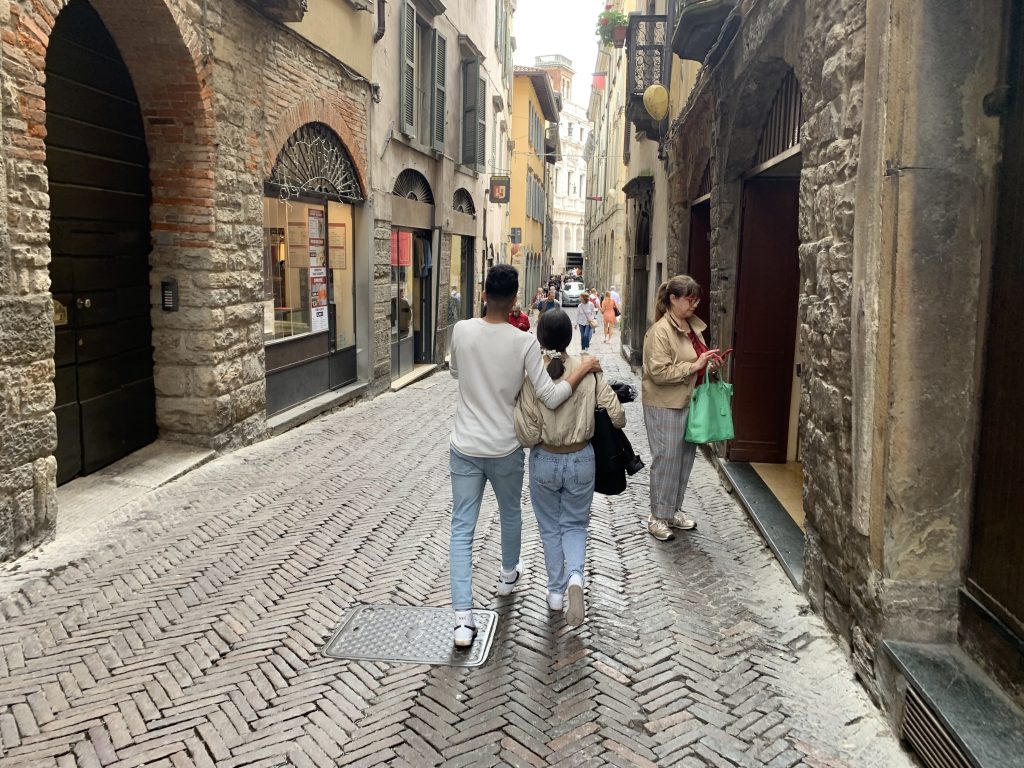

{"left": 596, "top": 6, "right": 629, "bottom": 48}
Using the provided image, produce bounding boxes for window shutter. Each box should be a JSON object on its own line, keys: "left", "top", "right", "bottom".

{"left": 476, "top": 77, "right": 486, "bottom": 169}
{"left": 462, "top": 57, "right": 480, "bottom": 166}
{"left": 431, "top": 31, "right": 446, "bottom": 153}
{"left": 400, "top": 1, "right": 416, "bottom": 136}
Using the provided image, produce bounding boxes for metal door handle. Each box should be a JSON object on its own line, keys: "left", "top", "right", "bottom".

{"left": 76, "top": 298, "right": 92, "bottom": 309}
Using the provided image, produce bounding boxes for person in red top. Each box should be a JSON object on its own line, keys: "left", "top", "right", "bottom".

{"left": 508, "top": 304, "right": 531, "bottom": 331}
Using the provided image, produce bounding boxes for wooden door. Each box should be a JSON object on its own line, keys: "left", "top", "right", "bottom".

{"left": 46, "top": 0, "right": 156, "bottom": 484}
{"left": 729, "top": 177, "right": 800, "bottom": 463}
{"left": 968, "top": 9, "right": 1024, "bottom": 638}
{"left": 688, "top": 201, "right": 712, "bottom": 329}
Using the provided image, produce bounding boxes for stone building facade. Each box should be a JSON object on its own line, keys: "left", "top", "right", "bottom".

{"left": 0, "top": 0, "right": 377, "bottom": 561}
{"left": 658, "top": 0, "right": 1022, "bottom": 753}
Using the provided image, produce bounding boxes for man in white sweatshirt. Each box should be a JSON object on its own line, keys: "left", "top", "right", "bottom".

{"left": 448, "top": 265, "right": 601, "bottom": 647}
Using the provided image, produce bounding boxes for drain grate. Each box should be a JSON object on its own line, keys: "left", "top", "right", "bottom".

{"left": 322, "top": 605, "right": 498, "bottom": 667}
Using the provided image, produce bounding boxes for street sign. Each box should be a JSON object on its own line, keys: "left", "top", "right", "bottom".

{"left": 489, "top": 175, "right": 510, "bottom": 203}
{"left": 510, "top": 227, "right": 522, "bottom": 244}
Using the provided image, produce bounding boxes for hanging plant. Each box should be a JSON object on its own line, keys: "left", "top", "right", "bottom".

{"left": 595, "top": 7, "right": 629, "bottom": 46}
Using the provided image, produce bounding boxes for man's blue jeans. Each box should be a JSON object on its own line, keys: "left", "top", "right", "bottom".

{"left": 449, "top": 446, "right": 525, "bottom": 611}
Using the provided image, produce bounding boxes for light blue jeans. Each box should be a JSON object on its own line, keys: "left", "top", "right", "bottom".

{"left": 528, "top": 444, "right": 596, "bottom": 593}
{"left": 449, "top": 446, "right": 525, "bottom": 611}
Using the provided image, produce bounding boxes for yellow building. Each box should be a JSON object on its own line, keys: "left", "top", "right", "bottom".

{"left": 511, "top": 67, "right": 560, "bottom": 301}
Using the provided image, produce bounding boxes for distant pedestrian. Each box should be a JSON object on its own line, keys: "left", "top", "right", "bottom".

{"left": 576, "top": 294, "right": 596, "bottom": 351}
{"left": 641, "top": 276, "right": 720, "bottom": 542}
{"left": 514, "top": 308, "right": 624, "bottom": 626}
{"left": 448, "top": 265, "right": 603, "bottom": 647}
{"left": 609, "top": 286, "right": 621, "bottom": 312}
{"left": 536, "top": 288, "right": 561, "bottom": 316}
{"left": 508, "top": 304, "right": 530, "bottom": 332}
{"left": 600, "top": 291, "right": 617, "bottom": 343}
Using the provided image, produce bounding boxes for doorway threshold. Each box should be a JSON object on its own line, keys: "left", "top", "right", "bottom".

{"left": 267, "top": 381, "right": 369, "bottom": 436}
{"left": 390, "top": 364, "right": 438, "bottom": 392}
{"left": 716, "top": 458, "right": 805, "bottom": 588}
{"left": 57, "top": 441, "right": 216, "bottom": 539}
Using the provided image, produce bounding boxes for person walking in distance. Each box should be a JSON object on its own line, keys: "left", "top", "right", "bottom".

{"left": 600, "top": 291, "right": 618, "bottom": 343}
{"left": 508, "top": 304, "right": 531, "bottom": 332}
{"left": 641, "top": 276, "right": 720, "bottom": 541}
{"left": 514, "top": 309, "right": 625, "bottom": 626}
{"left": 537, "top": 287, "right": 561, "bottom": 317}
{"left": 448, "top": 265, "right": 603, "bottom": 647}
{"left": 576, "top": 293, "right": 596, "bottom": 351}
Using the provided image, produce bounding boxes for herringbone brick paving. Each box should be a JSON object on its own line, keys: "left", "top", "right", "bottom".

{"left": 0, "top": 331, "right": 914, "bottom": 767}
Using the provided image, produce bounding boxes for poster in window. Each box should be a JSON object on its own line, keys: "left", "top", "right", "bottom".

{"left": 307, "top": 209, "right": 325, "bottom": 267}
{"left": 328, "top": 223, "right": 347, "bottom": 270}
{"left": 288, "top": 220, "right": 307, "bottom": 262}
{"left": 309, "top": 267, "right": 328, "bottom": 333}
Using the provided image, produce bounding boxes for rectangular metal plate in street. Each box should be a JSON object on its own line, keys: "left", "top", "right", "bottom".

{"left": 322, "top": 605, "right": 498, "bottom": 667}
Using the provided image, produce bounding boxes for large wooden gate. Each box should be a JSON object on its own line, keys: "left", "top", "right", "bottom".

{"left": 46, "top": 0, "right": 156, "bottom": 484}
{"left": 967, "top": 8, "right": 1024, "bottom": 653}
{"left": 729, "top": 178, "right": 800, "bottom": 463}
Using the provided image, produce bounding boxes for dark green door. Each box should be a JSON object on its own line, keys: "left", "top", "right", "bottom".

{"left": 46, "top": 0, "right": 156, "bottom": 484}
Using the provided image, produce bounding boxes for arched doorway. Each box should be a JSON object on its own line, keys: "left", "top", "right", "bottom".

{"left": 729, "top": 69, "right": 803, "bottom": 522}
{"left": 390, "top": 169, "right": 437, "bottom": 379}
{"left": 47, "top": 0, "right": 156, "bottom": 484}
{"left": 262, "top": 122, "right": 364, "bottom": 415}
{"left": 687, "top": 158, "right": 712, "bottom": 329}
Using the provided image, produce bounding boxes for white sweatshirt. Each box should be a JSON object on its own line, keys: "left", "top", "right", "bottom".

{"left": 449, "top": 318, "right": 572, "bottom": 457}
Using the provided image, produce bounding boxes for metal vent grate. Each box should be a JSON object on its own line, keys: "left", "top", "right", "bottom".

{"left": 901, "top": 686, "right": 971, "bottom": 768}
{"left": 393, "top": 169, "right": 434, "bottom": 204}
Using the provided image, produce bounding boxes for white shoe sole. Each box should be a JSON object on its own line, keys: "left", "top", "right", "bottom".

{"left": 453, "top": 627, "right": 477, "bottom": 648}
{"left": 496, "top": 567, "right": 521, "bottom": 596}
{"left": 565, "top": 583, "right": 585, "bottom": 627}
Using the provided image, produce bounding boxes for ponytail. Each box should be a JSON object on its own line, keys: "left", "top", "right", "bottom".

{"left": 547, "top": 355, "right": 565, "bottom": 380}
{"left": 537, "top": 308, "right": 573, "bottom": 379}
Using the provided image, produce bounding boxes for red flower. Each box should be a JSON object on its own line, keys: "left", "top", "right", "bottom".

{"left": 601, "top": 17, "right": 609, "bottom": 25}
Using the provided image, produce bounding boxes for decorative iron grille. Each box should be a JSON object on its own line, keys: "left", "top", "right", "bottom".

{"left": 627, "top": 15, "right": 668, "bottom": 98}
{"left": 754, "top": 69, "right": 803, "bottom": 166}
{"left": 268, "top": 122, "right": 363, "bottom": 203}
{"left": 453, "top": 188, "right": 476, "bottom": 215}
{"left": 393, "top": 169, "right": 434, "bottom": 204}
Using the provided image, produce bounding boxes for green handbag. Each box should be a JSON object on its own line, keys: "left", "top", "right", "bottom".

{"left": 685, "top": 373, "right": 735, "bottom": 444}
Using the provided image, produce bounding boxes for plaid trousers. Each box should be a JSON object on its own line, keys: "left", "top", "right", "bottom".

{"left": 643, "top": 404, "right": 698, "bottom": 519}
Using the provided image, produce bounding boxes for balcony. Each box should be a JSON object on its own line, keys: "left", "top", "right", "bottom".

{"left": 248, "top": 0, "right": 308, "bottom": 23}
{"left": 626, "top": 15, "right": 669, "bottom": 137}
{"left": 671, "top": 0, "right": 739, "bottom": 64}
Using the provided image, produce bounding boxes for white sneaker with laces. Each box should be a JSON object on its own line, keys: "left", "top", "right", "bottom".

{"left": 496, "top": 562, "right": 522, "bottom": 596}
{"left": 565, "top": 573, "right": 585, "bottom": 627}
{"left": 669, "top": 511, "right": 697, "bottom": 530}
{"left": 547, "top": 591, "right": 564, "bottom": 611}
{"left": 647, "top": 516, "right": 675, "bottom": 541}
{"left": 453, "top": 610, "right": 477, "bottom": 648}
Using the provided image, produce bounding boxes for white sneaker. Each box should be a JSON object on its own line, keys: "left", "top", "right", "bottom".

{"left": 647, "top": 516, "right": 675, "bottom": 541}
{"left": 453, "top": 610, "right": 477, "bottom": 648}
{"left": 669, "top": 512, "right": 697, "bottom": 530}
{"left": 547, "top": 591, "right": 564, "bottom": 611}
{"left": 496, "top": 562, "right": 522, "bottom": 596}
{"left": 565, "top": 574, "right": 585, "bottom": 627}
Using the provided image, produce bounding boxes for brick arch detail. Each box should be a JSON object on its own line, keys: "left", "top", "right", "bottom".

{"left": 264, "top": 97, "right": 369, "bottom": 198}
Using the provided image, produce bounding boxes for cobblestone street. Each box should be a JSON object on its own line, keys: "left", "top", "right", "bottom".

{"left": 0, "top": 332, "right": 913, "bottom": 767}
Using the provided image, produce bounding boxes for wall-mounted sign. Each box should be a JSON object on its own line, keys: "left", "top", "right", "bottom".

{"left": 489, "top": 175, "right": 511, "bottom": 204}
{"left": 53, "top": 299, "right": 68, "bottom": 327}
{"left": 510, "top": 227, "right": 522, "bottom": 244}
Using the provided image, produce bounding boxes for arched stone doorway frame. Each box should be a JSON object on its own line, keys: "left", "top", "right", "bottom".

{"left": 11, "top": 0, "right": 220, "bottom": 441}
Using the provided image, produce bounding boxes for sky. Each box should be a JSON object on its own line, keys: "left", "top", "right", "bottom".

{"left": 512, "top": 0, "right": 607, "bottom": 108}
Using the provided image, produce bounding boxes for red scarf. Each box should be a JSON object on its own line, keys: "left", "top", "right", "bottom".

{"left": 687, "top": 321, "right": 709, "bottom": 386}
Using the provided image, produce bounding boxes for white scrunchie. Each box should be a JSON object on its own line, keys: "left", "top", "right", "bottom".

{"left": 544, "top": 350, "right": 563, "bottom": 360}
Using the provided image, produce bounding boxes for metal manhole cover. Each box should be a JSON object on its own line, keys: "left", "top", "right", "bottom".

{"left": 322, "top": 605, "right": 498, "bottom": 667}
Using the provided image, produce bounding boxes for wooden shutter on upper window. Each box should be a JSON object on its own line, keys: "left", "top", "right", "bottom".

{"left": 462, "top": 57, "right": 480, "bottom": 167}
{"left": 476, "top": 77, "right": 486, "bottom": 169}
{"left": 431, "top": 31, "right": 447, "bottom": 153}
{"left": 400, "top": 1, "right": 416, "bottom": 136}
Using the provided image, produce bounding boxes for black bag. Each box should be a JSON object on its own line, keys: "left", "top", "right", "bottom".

{"left": 608, "top": 380, "right": 638, "bottom": 403}
{"left": 614, "top": 305, "right": 621, "bottom": 317}
{"left": 592, "top": 405, "right": 628, "bottom": 496}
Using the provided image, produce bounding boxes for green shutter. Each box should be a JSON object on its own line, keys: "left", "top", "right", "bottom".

{"left": 476, "top": 76, "right": 486, "bottom": 170}
{"left": 432, "top": 31, "right": 447, "bottom": 153}
{"left": 400, "top": 1, "right": 416, "bottom": 136}
{"left": 462, "top": 57, "right": 480, "bottom": 166}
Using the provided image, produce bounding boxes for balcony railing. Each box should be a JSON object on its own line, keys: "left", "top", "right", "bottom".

{"left": 626, "top": 15, "right": 669, "bottom": 136}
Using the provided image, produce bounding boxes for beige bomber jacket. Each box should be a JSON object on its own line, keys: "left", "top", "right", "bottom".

{"left": 514, "top": 356, "right": 626, "bottom": 449}
{"left": 641, "top": 313, "right": 708, "bottom": 409}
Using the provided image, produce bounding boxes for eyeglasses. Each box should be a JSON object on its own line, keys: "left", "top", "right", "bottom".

{"left": 685, "top": 297, "right": 701, "bottom": 307}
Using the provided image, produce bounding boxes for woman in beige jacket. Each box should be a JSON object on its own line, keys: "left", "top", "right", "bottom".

{"left": 641, "top": 276, "right": 720, "bottom": 541}
{"left": 515, "top": 309, "right": 625, "bottom": 626}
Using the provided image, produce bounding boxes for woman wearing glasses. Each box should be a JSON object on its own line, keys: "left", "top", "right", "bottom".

{"left": 641, "top": 276, "right": 720, "bottom": 541}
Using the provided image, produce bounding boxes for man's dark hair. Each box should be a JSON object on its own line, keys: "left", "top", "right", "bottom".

{"left": 485, "top": 264, "right": 519, "bottom": 302}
